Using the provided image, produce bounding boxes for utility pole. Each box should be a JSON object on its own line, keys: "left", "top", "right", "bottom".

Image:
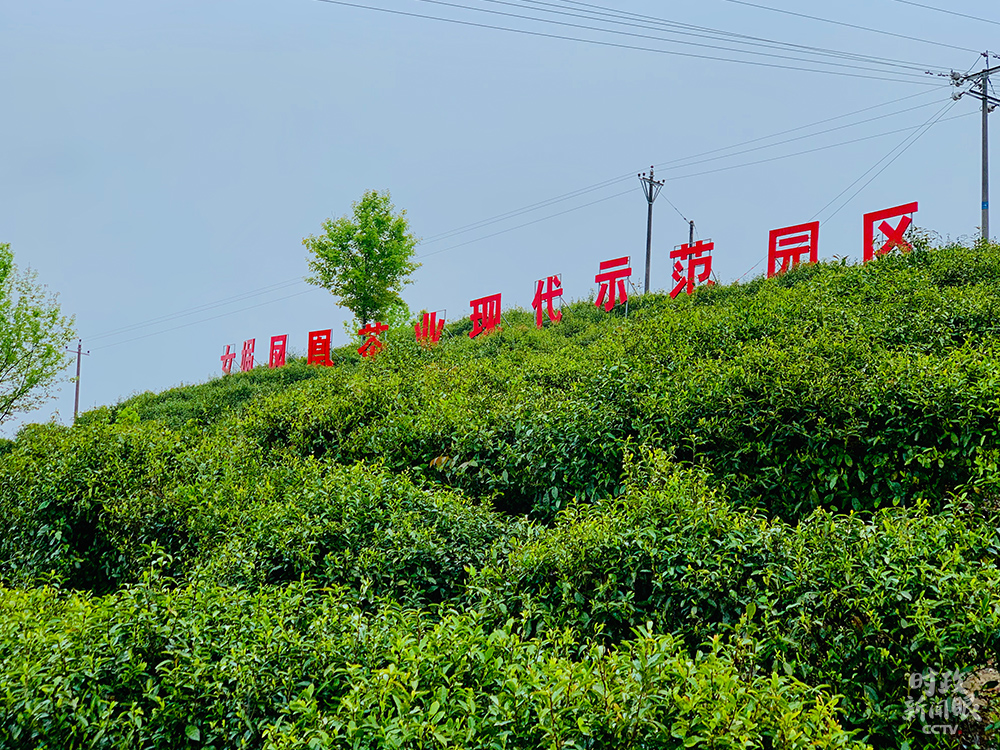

{"left": 638, "top": 166, "right": 665, "bottom": 293}
{"left": 70, "top": 340, "right": 90, "bottom": 423}
{"left": 950, "top": 53, "right": 1000, "bottom": 241}
{"left": 689, "top": 219, "right": 695, "bottom": 247}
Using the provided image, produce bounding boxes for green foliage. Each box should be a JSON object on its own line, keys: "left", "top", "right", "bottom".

{"left": 0, "top": 243, "right": 75, "bottom": 425}
{"left": 304, "top": 190, "right": 420, "bottom": 328}
{"left": 10, "top": 239, "right": 1000, "bottom": 745}
{"left": 0, "top": 579, "right": 863, "bottom": 749}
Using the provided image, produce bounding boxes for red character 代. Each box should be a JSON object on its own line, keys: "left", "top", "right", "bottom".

{"left": 415, "top": 311, "right": 445, "bottom": 346}
{"left": 864, "top": 202, "right": 918, "bottom": 262}
{"left": 595, "top": 257, "right": 631, "bottom": 312}
{"left": 768, "top": 221, "right": 819, "bottom": 278}
{"left": 532, "top": 275, "right": 563, "bottom": 328}
{"left": 307, "top": 329, "right": 333, "bottom": 367}
{"left": 269, "top": 335, "right": 287, "bottom": 369}
{"left": 469, "top": 294, "right": 502, "bottom": 338}
{"left": 358, "top": 322, "right": 389, "bottom": 357}
{"left": 670, "top": 240, "right": 715, "bottom": 298}
{"left": 220, "top": 344, "right": 236, "bottom": 375}
{"left": 240, "top": 339, "right": 255, "bottom": 372}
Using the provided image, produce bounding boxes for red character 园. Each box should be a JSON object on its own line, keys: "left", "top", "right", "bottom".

{"left": 768, "top": 221, "right": 819, "bottom": 278}
{"left": 595, "top": 257, "right": 631, "bottom": 312}
{"left": 307, "top": 329, "right": 333, "bottom": 367}
{"left": 269, "top": 335, "right": 287, "bottom": 369}
{"left": 240, "top": 339, "right": 255, "bottom": 372}
{"left": 469, "top": 294, "right": 502, "bottom": 338}
{"left": 532, "top": 275, "right": 564, "bottom": 328}
{"left": 220, "top": 344, "right": 236, "bottom": 375}
{"left": 670, "top": 241, "right": 715, "bottom": 298}
{"left": 864, "top": 202, "right": 918, "bottom": 262}
{"left": 415, "top": 311, "right": 445, "bottom": 346}
{"left": 358, "top": 322, "right": 389, "bottom": 357}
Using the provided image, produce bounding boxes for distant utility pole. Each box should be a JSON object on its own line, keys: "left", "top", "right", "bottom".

{"left": 951, "top": 53, "right": 1000, "bottom": 241}
{"left": 639, "top": 166, "right": 665, "bottom": 293}
{"left": 689, "top": 219, "right": 695, "bottom": 247}
{"left": 70, "top": 340, "right": 90, "bottom": 423}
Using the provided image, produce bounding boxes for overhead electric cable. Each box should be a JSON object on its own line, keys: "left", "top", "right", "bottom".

{"left": 717, "top": 0, "right": 978, "bottom": 55}
{"left": 886, "top": 0, "right": 1000, "bottom": 27}
{"left": 312, "top": 0, "right": 945, "bottom": 85}
{"left": 409, "top": 0, "right": 945, "bottom": 76}
{"left": 479, "top": 0, "right": 947, "bottom": 71}
{"left": 813, "top": 100, "right": 960, "bottom": 222}
{"left": 87, "top": 277, "right": 306, "bottom": 341}
{"left": 92, "top": 288, "right": 319, "bottom": 351}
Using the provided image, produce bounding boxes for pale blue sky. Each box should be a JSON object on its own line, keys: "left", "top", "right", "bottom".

{"left": 2, "top": 0, "right": 997, "bottom": 433}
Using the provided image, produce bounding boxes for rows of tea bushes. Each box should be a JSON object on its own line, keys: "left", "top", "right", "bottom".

{"left": 4, "top": 240, "right": 1000, "bottom": 746}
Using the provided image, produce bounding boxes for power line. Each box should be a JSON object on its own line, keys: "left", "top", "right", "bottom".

{"left": 419, "top": 87, "right": 947, "bottom": 248}
{"left": 718, "top": 0, "right": 978, "bottom": 55}
{"left": 660, "top": 110, "right": 974, "bottom": 184}
{"left": 886, "top": 0, "right": 1000, "bottom": 27}
{"left": 313, "top": 0, "right": 945, "bottom": 85}
{"left": 475, "top": 0, "right": 946, "bottom": 72}
{"left": 418, "top": 188, "right": 635, "bottom": 258}
{"left": 412, "top": 0, "right": 944, "bottom": 76}
{"left": 87, "top": 277, "right": 306, "bottom": 341}
{"left": 814, "top": 100, "right": 960, "bottom": 222}
{"left": 92, "top": 288, "right": 319, "bottom": 351}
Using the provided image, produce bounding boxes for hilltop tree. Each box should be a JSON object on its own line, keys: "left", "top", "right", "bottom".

{"left": 303, "top": 190, "right": 420, "bottom": 330}
{"left": 0, "top": 243, "right": 75, "bottom": 425}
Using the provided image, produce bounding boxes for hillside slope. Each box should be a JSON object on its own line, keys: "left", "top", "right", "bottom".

{"left": 4, "top": 240, "right": 1000, "bottom": 748}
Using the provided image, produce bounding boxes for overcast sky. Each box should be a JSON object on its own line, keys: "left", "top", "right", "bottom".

{"left": 2, "top": 0, "right": 998, "bottom": 434}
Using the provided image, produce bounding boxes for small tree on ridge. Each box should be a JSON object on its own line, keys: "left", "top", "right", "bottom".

{"left": 303, "top": 190, "right": 420, "bottom": 331}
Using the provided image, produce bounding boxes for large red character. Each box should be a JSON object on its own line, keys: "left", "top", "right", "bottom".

{"left": 768, "top": 221, "right": 819, "bottom": 278}
{"left": 469, "top": 294, "right": 502, "bottom": 338}
{"left": 358, "top": 322, "right": 389, "bottom": 357}
{"left": 220, "top": 344, "right": 236, "bottom": 375}
{"left": 269, "top": 335, "right": 288, "bottom": 369}
{"left": 240, "top": 339, "right": 255, "bottom": 372}
{"left": 307, "top": 329, "right": 333, "bottom": 367}
{"left": 415, "top": 311, "right": 445, "bottom": 346}
{"left": 670, "top": 241, "right": 715, "bottom": 298}
{"left": 595, "top": 257, "right": 631, "bottom": 312}
{"left": 532, "top": 275, "right": 564, "bottom": 328}
{"left": 864, "top": 202, "right": 918, "bottom": 262}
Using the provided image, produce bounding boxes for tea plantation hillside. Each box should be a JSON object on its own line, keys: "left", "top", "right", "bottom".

{"left": 4, "top": 241, "right": 1000, "bottom": 748}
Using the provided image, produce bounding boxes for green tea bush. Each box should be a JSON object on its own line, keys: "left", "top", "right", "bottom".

{"left": 472, "top": 452, "right": 1000, "bottom": 744}
{"left": 0, "top": 578, "right": 864, "bottom": 749}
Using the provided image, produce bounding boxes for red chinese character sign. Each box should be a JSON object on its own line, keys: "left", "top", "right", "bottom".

{"left": 220, "top": 345, "right": 236, "bottom": 375}
{"left": 415, "top": 311, "right": 445, "bottom": 346}
{"left": 670, "top": 241, "right": 716, "bottom": 298}
{"left": 358, "top": 322, "right": 389, "bottom": 357}
{"left": 768, "top": 222, "right": 819, "bottom": 278}
{"left": 595, "top": 257, "right": 631, "bottom": 312}
{"left": 469, "top": 294, "right": 501, "bottom": 338}
{"left": 269, "top": 335, "right": 287, "bottom": 369}
{"left": 532, "top": 275, "right": 563, "bottom": 328}
{"left": 240, "top": 339, "right": 255, "bottom": 372}
{"left": 864, "top": 201, "right": 918, "bottom": 262}
{"left": 308, "top": 329, "right": 333, "bottom": 367}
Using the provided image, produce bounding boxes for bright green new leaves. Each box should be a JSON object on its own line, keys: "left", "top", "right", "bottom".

{"left": 303, "top": 190, "right": 419, "bottom": 329}
{"left": 0, "top": 243, "right": 75, "bottom": 425}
